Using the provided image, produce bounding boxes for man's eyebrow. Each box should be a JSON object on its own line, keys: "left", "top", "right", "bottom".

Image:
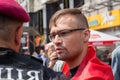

{"left": 58, "top": 29, "right": 73, "bottom": 32}
{"left": 50, "top": 29, "right": 71, "bottom": 34}
{"left": 50, "top": 30, "right": 65, "bottom": 33}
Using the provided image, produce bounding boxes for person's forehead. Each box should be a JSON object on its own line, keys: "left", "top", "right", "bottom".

{"left": 50, "top": 15, "right": 79, "bottom": 32}
{"left": 56, "top": 14, "right": 76, "bottom": 23}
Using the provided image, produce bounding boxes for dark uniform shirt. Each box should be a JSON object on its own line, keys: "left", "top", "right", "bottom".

{"left": 0, "top": 47, "right": 69, "bottom": 80}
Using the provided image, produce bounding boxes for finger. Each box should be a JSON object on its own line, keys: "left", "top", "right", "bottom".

{"left": 49, "top": 52, "right": 58, "bottom": 60}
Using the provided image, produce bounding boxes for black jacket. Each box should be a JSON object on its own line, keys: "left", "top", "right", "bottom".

{"left": 0, "top": 48, "right": 70, "bottom": 80}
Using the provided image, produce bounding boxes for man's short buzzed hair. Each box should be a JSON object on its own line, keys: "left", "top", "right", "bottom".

{"left": 49, "top": 8, "right": 89, "bottom": 29}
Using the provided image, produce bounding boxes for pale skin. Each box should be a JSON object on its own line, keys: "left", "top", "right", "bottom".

{"left": 14, "top": 25, "right": 23, "bottom": 52}
{"left": 0, "top": 21, "right": 23, "bottom": 53}
{"left": 47, "top": 45, "right": 57, "bottom": 69}
{"left": 49, "top": 14, "right": 90, "bottom": 69}
{"left": 48, "top": 52, "right": 58, "bottom": 69}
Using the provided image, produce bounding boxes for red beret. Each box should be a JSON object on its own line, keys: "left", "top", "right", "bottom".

{"left": 0, "top": 0, "right": 30, "bottom": 22}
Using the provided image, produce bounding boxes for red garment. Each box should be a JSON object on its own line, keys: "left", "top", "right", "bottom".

{"left": 71, "top": 46, "right": 114, "bottom": 80}
{"left": 0, "top": 0, "right": 30, "bottom": 22}
{"left": 62, "top": 63, "right": 69, "bottom": 77}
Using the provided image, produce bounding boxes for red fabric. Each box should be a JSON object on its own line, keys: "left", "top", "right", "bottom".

{"left": 89, "top": 41, "right": 115, "bottom": 46}
{"left": 0, "top": 0, "right": 30, "bottom": 22}
{"left": 62, "top": 63, "right": 69, "bottom": 77}
{"left": 71, "top": 46, "right": 114, "bottom": 80}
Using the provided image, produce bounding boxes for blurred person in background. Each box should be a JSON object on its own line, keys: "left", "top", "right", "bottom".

{"left": 107, "top": 49, "right": 112, "bottom": 65}
{"left": 32, "top": 46, "right": 42, "bottom": 60}
{"left": 34, "top": 35, "right": 41, "bottom": 46}
{"left": 0, "top": 0, "right": 69, "bottom": 80}
{"left": 32, "top": 46, "right": 44, "bottom": 64}
{"left": 111, "top": 46, "right": 120, "bottom": 80}
{"left": 40, "top": 48, "right": 49, "bottom": 67}
{"left": 49, "top": 8, "right": 114, "bottom": 80}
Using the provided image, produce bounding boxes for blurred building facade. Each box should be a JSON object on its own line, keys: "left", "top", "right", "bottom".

{"left": 82, "top": 0, "right": 120, "bottom": 37}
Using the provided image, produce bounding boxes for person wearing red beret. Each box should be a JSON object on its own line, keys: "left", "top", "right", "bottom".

{"left": 0, "top": 0, "right": 69, "bottom": 80}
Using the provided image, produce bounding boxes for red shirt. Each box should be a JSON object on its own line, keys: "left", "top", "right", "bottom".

{"left": 70, "top": 46, "right": 114, "bottom": 80}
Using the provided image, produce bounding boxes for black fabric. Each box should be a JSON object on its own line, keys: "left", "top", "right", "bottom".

{"left": 0, "top": 47, "right": 70, "bottom": 80}
{"left": 70, "top": 65, "right": 79, "bottom": 77}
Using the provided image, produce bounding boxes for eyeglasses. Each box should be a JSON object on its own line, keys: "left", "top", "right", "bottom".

{"left": 49, "top": 28, "right": 85, "bottom": 41}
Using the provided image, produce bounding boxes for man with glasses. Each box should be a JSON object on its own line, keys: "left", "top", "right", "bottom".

{"left": 48, "top": 8, "right": 114, "bottom": 80}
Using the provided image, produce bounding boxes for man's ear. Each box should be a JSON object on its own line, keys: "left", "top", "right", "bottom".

{"left": 83, "top": 29, "right": 90, "bottom": 42}
{"left": 15, "top": 26, "right": 23, "bottom": 45}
